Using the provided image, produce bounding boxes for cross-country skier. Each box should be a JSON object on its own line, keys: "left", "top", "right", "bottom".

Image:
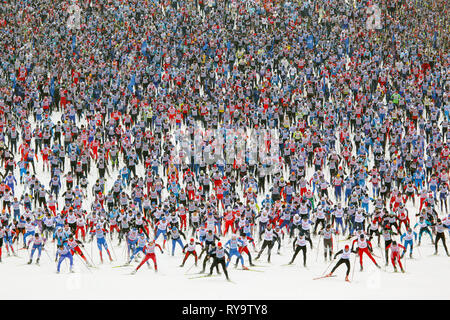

{"left": 208, "top": 242, "right": 230, "bottom": 281}
{"left": 288, "top": 233, "right": 313, "bottom": 267}
{"left": 325, "top": 245, "right": 357, "bottom": 281}
{"left": 255, "top": 224, "right": 279, "bottom": 263}
{"left": 131, "top": 239, "right": 164, "bottom": 274}
{"left": 27, "top": 233, "right": 46, "bottom": 265}
{"left": 91, "top": 224, "right": 113, "bottom": 263}
{"left": 400, "top": 228, "right": 418, "bottom": 258}
{"left": 386, "top": 240, "right": 406, "bottom": 272}
{"left": 351, "top": 234, "right": 381, "bottom": 271}
{"left": 180, "top": 238, "right": 202, "bottom": 267}
{"left": 55, "top": 243, "right": 74, "bottom": 274}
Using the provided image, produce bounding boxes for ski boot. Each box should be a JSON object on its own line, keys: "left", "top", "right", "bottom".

{"left": 131, "top": 270, "right": 137, "bottom": 275}
{"left": 393, "top": 266, "right": 397, "bottom": 272}
{"left": 345, "top": 275, "right": 350, "bottom": 282}
{"left": 401, "top": 268, "right": 405, "bottom": 273}
{"left": 325, "top": 272, "right": 333, "bottom": 278}
{"left": 36, "top": 258, "right": 40, "bottom": 265}
{"left": 27, "top": 259, "right": 32, "bottom": 265}
{"left": 242, "top": 266, "right": 249, "bottom": 270}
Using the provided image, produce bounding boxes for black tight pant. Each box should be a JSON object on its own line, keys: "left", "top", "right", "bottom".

{"left": 330, "top": 259, "right": 351, "bottom": 276}
{"left": 202, "top": 255, "right": 219, "bottom": 273}
{"left": 290, "top": 245, "right": 307, "bottom": 265}
{"left": 256, "top": 240, "right": 274, "bottom": 262}
{"left": 210, "top": 257, "right": 229, "bottom": 279}
{"left": 435, "top": 232, "right": 449, "bottom": 255}
{"left": 313, "top": 219, "right": 326, "bottom": 234}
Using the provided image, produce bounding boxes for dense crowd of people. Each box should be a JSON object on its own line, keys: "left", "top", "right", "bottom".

{"left": 0, "top": 0, "right": 448, "bottom": 280}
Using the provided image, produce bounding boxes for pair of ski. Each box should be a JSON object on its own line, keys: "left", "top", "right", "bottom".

{"left": 232, "top": 264, "right": 266, "bottom": 272}
{"left": 113, "top": 263, "right": 131, "bottom": 268}
{"left": 22, "top": 262, "right": 40, "bottom": 266}
{"left": 313, "top": 274, "right": 351, "bottom": 282}
{"left": 239, "top": 267, "right": 264, "bottom": 273}
{"left": 188, "top": 273, "right": 236, "bottom": 283}
{"left": 281, "top": 263, "right": 309, "bottom": 269}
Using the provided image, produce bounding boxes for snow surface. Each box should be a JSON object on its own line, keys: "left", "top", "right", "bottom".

{"left": 1, "top": 112, "right": 449, "bottom": 300}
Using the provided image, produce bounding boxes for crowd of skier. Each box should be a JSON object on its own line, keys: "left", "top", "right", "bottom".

{"left": 0, "top": 0, "right": 448, "bottom": 282}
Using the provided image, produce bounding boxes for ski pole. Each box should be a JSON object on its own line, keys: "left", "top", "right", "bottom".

{"left": 107, "top": 238, "right": 117, "bottom": 260}
{"left": 350, "top": 254, "right": 357, "bottom": 282}
{"left": 90, "top": 241, "right": 94, "bottom": 263}
{"left": 185, "top": 262, "right": 196, "bottom": 274}
{"left": 82, "top": 246, "right": 95, "bottom": 266}
{"left": 122, "top": 243, "right": 127, "bottom": 260}
{"left": 75, "top": 254, "right": 92, "bottom": 273}
{"left": 42, "top": 248, "right": 53, "bottom": 264}
{"left": 315, "top": 235, "right": 322, "bottom": 262}
{"left": 379, "top": 244, "right": 385, "bottom": 266}
{"left": 336, "top": 232, "right": 340, "bottom": 251}
{"left": 321, "top": 256, "right": 335, "bottom": 276}
{"left": 416, "top": 241, "right": 422, "bottom": 258}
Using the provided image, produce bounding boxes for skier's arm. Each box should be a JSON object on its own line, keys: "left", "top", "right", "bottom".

{"left": 156, "top": 243, "right": 164, "bottom": 254}
{"left": 333, "top": 249, "right": 343, "bottom": 259}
